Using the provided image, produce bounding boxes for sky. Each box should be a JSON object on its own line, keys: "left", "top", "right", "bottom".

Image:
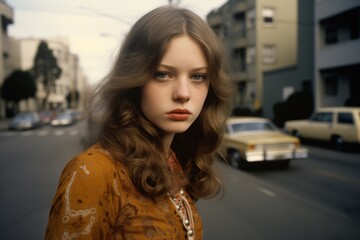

{"left": 6, "top": 0, "right": 227, "bottom": 85}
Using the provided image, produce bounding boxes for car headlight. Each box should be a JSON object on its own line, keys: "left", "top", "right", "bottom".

{"left": 60, "top": 119, "right": 70, "bottom": 124}
{"left": 248, "top": 144, "right": 263, "bottom": 150}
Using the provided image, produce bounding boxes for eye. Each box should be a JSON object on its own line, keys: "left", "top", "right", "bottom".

{"left": 155, "top": 71, "right": 171, "bottom": 80}
{"left": 191, "top": 73, "right": 208, "bottom": 81}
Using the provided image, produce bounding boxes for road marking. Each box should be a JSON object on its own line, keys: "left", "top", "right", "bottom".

{"left": 0, "top": 132, "right": 16, "bottom": 137}
{"left": 54, "top": 130, "right": 64, "bottom": 136}
{"left": 38, "top": 130, "right": 49, "bottom": 136}
{"left": 316, "top": 170, "right": 360, "bottom": 186}
{"left": 0, "top": 129, "right": 80, "bottom": 137}
{"left": 70, "top": 130, "right": 78, "bottom": 136}
{"left": 20, "top": 131, "right": 34, "bottom": 136}
{"left": 258, "top": 187, "right": 275, "bottom": 197}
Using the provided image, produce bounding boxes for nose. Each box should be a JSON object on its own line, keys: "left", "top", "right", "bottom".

{"left": 173, "top": 78, "right": 190, "bottom": 103}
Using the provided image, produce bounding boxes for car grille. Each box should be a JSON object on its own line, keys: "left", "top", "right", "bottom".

{"left": 257, "top": 143, "right": 295, "bottom": 149}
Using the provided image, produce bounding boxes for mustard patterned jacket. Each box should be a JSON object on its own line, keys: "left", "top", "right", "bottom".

{"left": 45, "top": 145, "right": 203, "bottom": 240}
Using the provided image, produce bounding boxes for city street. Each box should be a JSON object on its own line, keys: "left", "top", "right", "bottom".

{"left": 0, "top": 121, "right": 359, "bottom": 240}
{"left": 198, "top": 146, "right": 360, "bottom": 240}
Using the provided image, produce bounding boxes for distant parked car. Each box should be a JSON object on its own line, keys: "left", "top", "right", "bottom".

{"left": 39, "top": 110, "right": 56, "bottom": 124}
{"left": 61, "top": 109, "right": 84, "bottom": 122}
{"left": 50, "top": 113, "right": 75, "bottom": 127}
{"left": 9, "top": 112, "right": 42, "bottom": 130}
{"left": 284, "top": 107, "right": 360, "bottom": 150}
{"left": 72, "top": 110, "right": 84, "bottom": 122}
{"left": 224, "top": 117, "right": 308, "bottom": 169}
{"left": 80, "top": 118, "right": 101, "bottom": 148}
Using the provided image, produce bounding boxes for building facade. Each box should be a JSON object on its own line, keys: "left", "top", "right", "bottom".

{"left": 9, "top": 37, "right": 88, "bottom": 111}
{"left": 207, "top": 0, "right": 298, "bottom": 113}
{"left": 315, "top": 0, "right": 360, "bottom": 108}
{"left": 0, "top": 0, "right": 14, "bottom": 118}
{"left": 262, "top": 0, "right": 314, "bottom": 120}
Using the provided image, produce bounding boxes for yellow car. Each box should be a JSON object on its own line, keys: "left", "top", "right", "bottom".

{"left": 284, "top": 107, "right": 360, "bottom": 150}
{"left": 224, "top": 117, "right": 308, "bottom": 168}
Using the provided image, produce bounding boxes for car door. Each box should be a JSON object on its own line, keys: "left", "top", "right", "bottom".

{"left": 333, "top": 112, "right": 357, "bottom": 142}
{"left": 301, "top": 112, "right": 333, "bottom": 140}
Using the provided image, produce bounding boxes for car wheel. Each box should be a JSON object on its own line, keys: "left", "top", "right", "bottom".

{"left": 228, "top": 150, "right": 242, "bottom": 169}
{"left": 278, "top": 159, "right": 291, "bottom": 169}
{"left": 292, "top": 130, "right": 301, "bottom": 138}
{"left": 331, "top": 135, "right": 344, "bottom": 151}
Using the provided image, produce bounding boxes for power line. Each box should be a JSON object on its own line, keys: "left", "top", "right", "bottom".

{"left": 79, "top": 6, "right": 132, "bottom": 25}
{"left": 12, "top": 5, "right": 132, "bottom": 25}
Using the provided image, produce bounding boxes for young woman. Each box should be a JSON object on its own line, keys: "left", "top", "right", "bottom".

{"left": 45, "top": 6, "right": 233, "bottom": 240}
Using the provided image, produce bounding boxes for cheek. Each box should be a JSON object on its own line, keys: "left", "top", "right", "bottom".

{"left": 197, "top": 86, "right": 209, "bottom": 105}
{"left": 141, "top": 84, "right": 161, "bottom": 113}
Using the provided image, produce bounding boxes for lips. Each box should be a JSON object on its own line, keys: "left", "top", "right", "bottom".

{"left": 167, "top": 109, "right": 191, "bottom": 121}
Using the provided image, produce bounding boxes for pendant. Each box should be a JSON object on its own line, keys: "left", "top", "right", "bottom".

{"left": 168, "top": 189, "right": 195, "bottom": 240}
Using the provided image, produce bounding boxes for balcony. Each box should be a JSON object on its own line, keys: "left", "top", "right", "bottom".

{"left": 207, "top": 11, "right": 223, "bottom": 27}
{"left": 231, "top": 71, "right": 247, "bottom": 82}
{"left": 232, "top": 37, "right": 247, "bottom": 49}
{"left": 0, "top": 1, "right": 14, "bottom": 24}
{"left": 232, "top": 1, "right": 247, "bottom": 15}
{"left": 318, "top": 39, "right": 360, "bottom": 69}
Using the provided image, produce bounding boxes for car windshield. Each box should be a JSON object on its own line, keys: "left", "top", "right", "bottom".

{"left": 231, "top": 122, "right": 276, "bottom": 133}
{"left": 14, "top": 114, "right": 34, "bottom": 120}
{"left": 57, "top": 114, "right": 71, "bottom": 119}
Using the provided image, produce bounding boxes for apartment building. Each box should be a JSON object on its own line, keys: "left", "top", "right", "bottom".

{"left": 207, "top": 0, "right": 298, "bottom": 113}
{"left": 0, "top": 0, "right": 14, "bottom": 118}
{"left": 9, "top": 37, "right": 88, "bottom": 111}
{"left": 315, "top": 0, "right": 360, "bottom": 108}
{"left": 262, "top": 0, "right": 314, "bottom": 120}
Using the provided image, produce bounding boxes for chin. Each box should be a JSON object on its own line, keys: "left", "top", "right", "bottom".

{"left": 162, "top": 123, "right": 192, "bottom": 134}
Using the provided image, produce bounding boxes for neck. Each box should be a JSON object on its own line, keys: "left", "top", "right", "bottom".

{"left": 162, "top": 133, "right": 175, "bottom": 155}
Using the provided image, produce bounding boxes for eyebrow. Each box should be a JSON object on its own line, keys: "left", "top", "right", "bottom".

{"left": 158, "top": 64, "right": 208, "bottom": 71}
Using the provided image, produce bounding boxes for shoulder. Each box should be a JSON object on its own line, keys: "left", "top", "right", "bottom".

{"left": 46, "top": 146, "right": 124, "bottom": 239}
{"left": 57, "top": 145, "right": 124, "bottom": 189}
{"left": 64, "top": 145, "right": 118, "bottom": 174}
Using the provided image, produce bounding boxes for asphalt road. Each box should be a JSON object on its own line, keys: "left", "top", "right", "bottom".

{"left": 0, "top": 122, "right": 84, "bottom": 240}
{"left": 197, "top": 146, "right": 360, "bottom": 240}
{"left": 0, "top": 121, "right": 359, "bottom": 240}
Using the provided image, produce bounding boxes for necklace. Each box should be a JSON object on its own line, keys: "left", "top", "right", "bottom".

{"left": 168, "top": 188, "right": 195, "bottom": 240}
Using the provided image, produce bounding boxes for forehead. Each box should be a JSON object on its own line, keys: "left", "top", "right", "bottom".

{"left": 159, "top": 35, "right": 208, "bottom": 67}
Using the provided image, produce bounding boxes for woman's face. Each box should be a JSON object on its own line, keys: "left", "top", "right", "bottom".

{"left": 141, "top": 35, "right": 209, "bottom": 135}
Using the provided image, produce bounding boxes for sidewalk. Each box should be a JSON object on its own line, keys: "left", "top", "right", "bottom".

{"left": 0, "top": 118, "right": 10, "bottom": 131}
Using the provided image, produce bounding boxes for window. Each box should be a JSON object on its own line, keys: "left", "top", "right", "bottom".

{"left": 247, "top": 8, "right": 256, "bottom": 29}
{"left": 263, "top": 45, "right": 276, "bottom": 63}
{"left": 338, "top": 113, "right": 354, "bottom": 124}
{"left": 262, "top": 7, "right": 274, "bottom": 25}
{"left": 231, "top": 122, "right": 275, "bottom": 133}
{"left": 246, "top": 47, "right": 256, "bottom": 64}
{"left": 320, "top": 7, "right": 360, "bottom": 46}
{"left": 233, "top": 48, "right": 246, "bottom": 71}
{"left": 312, "top": 112, "right": 333, "bottom": 123}
{"left": 324, "top": 25, "right": 338, "bottom": 44}
{"left": 282, "top": 86, "right": 294, "bottom": 100}
{"left": 324, "top": 76, "right": 338, "bottom": 96}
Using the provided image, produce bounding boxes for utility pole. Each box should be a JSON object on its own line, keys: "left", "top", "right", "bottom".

{"left": 168, "top": 0, "right": 181, "bottom": 6}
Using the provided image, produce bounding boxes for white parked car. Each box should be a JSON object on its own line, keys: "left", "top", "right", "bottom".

{"left": 9, "top": 112, "right": 42, "bottom": 130}
{"left": 284, "top": 107, "right": 360, "bottom": 150}
{"left": 224, "top": 117, "right": 308, "bottom": 169}
{"left": 50, "top": 113, "right": 75, "bottom": 127}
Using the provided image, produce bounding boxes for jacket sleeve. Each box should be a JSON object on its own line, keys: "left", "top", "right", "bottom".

{"left": 45, "top": 152, "right": 121, "bottom": 240}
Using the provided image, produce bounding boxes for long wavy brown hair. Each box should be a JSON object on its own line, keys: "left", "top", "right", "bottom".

{"left": 86, "top": 6, "right": 233, "bottom": 200}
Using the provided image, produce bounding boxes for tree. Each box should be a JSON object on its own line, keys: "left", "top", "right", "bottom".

{"left": 0, "top": 70, "right": 37, "bottom": 117}
{"left": 273, "top": 81, "right": 314, "bottom": 128}
{"left": 32, "top": 41, "right": 62, "bottom": 108}
{"left": 66, "top": 89, "right": 80, "bottom": 108}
